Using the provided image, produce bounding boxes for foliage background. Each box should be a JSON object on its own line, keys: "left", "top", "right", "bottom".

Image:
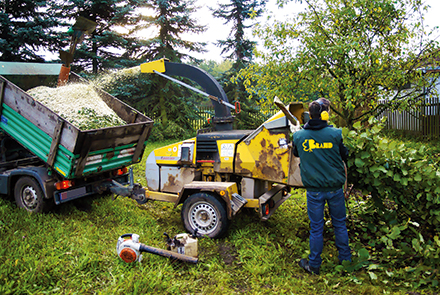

{"left": 240, "top": 0, "right": 440, "bottom": 128}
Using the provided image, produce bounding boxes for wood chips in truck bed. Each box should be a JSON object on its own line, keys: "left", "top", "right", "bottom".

{"left": 27, "top": 83, "right": 126, "bottom": 130}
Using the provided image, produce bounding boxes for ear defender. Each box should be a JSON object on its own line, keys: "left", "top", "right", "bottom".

{"left": 317, "top": 100, "right": 329, "bottom": 121}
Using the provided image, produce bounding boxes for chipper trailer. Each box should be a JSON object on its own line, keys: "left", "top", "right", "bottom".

{"left": 139, "top": 59, "right": 308, "bottom": 238}
{"left": 0, "top": 61, "right": 153, "bottom": 212}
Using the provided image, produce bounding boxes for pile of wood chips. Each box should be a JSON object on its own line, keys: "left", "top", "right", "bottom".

{"left": 27, "top": 83, "right": 126, "bottom": 130}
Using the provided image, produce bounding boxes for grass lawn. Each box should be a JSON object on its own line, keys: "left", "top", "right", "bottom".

{"left": 0, "top": 140, "right": 435, "bottom": 294}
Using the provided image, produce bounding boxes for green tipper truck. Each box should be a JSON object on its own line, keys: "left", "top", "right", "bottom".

{"left": 0, "top": 62, "right": 152, "bottom": 212}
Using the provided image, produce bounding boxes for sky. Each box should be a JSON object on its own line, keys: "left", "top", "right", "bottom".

{"left": 187, "top": 0, "right": 301, "bottom": 61}
{"left": 188, "top": 0, "right": 440, "bottom": 62}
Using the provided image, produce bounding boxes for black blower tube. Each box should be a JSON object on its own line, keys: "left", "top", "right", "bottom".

{"left": 139, "top": 243, "right": 198, "bottom": 264}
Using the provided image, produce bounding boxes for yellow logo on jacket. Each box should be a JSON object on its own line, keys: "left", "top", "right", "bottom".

{"left": 302, "top": 139, "right": 333, "bottom": 152}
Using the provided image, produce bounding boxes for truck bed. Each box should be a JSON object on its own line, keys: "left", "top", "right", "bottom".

{"left": 0, "top": 62, "right": 153, "bottom": 179}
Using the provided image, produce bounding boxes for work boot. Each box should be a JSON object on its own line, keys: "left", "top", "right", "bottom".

{"left": 298, "top": 259, "right": 320, "bottom": 275}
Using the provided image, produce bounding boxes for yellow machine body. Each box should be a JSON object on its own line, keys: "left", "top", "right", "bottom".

{"left": 141, "top": 59, "right": 308, "bottom": 238}
{"left": 145, "top": 103, "right": 305, "bottom": 215}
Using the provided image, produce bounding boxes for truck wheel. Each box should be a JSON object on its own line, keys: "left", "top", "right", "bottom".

{"left": 14, "top": 177, "right": 51, "bottom": 213}
{"left": 181, "top": 192, "right": 229, "bottom": 238}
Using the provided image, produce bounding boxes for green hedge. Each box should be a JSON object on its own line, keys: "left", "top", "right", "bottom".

{"left": 344, "top": 118, "right": 440, "bottom": 228}
{"left": 341, "top": 118, "right": 440, "bottom": 288}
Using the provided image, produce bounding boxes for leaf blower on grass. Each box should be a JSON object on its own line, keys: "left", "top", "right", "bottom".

{"left": 116, "top": 233, "right": 199, "bottom": 264}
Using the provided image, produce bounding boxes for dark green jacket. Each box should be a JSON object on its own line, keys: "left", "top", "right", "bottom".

{"left": 292, "top": 119, "right": 348, "bottom": 192}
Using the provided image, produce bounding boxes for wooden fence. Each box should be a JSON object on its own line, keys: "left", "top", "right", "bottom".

{"left": 377, "top": 97, "right": 440, "bottom": 139}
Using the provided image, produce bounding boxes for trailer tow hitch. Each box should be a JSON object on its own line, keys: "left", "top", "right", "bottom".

{"left": 110, "top": 168, "right": 147, "bottom": 204}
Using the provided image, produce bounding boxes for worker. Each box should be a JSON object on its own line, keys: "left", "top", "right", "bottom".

{"left": 292, "top": 98, "right": 351, "bottom": 275}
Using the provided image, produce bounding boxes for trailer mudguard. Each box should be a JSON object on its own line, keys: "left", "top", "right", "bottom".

{"left": 176, "top": 181, "right": 240, "bottom": 219}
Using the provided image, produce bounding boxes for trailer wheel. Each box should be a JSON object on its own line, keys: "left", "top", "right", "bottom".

{"left": 14, "top": 177, "right": 52, "bottom": 213}
{"left": 181, "top": 192, "right": 229, "bottom": 238}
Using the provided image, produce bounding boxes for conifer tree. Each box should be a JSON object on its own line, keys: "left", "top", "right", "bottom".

{"left": 0, "top": 0, "right": 60, "bottom": 61}
{"left": 212, "top": 0, "right": 266, "bottom": 67}
{"left": 212, "top": 0, "right": 268, "bottom": 129}
{"left": 50, "top": 0, "right": 147, "bottom": 73}
{"left": 127, "top": 0, "right": 206, "bottom": 62}
{"left": 119, "top": 0, "right": 207, "bottom": 139}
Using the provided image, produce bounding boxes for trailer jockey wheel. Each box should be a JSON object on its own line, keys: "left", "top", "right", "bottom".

{"left": 14, "top": 177, "right": 52, "bottom": 213}
{"left": 181, "top": 192, "right": 229, "bottom": 239}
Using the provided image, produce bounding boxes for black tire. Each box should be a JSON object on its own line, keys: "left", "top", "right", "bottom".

{"left": 181, "top": 192, "right": 229, "bottom": 238}
{"left": 14, "top": 177, "right": 52, "bottom": 213}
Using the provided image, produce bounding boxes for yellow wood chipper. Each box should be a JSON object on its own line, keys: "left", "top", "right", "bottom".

{"left": 139, "top": 59, "right": 308, "bottom": 238}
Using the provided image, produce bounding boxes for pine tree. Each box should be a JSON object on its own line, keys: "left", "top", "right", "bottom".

{"left": 0, "top": 0, "right": 61, "bottom": 62}
{"left": 50, "top": 0, "right": 147, "bottom": 73}
{"left": 118, "top": 0, "right": 207, "bottom": 140}
{"left": 212, "top": 0, "right": 268, "bottom": 129}
{"left": 127, "top": 0, "right": 206, "bottom": 62}
{"left": 212, "top": 0, "right": 266, "bottom": 67}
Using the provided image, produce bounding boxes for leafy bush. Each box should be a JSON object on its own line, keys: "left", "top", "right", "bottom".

{"left": 342, "top": 117, "right": 440, "bottom": 288}
{"left": 148, "top": 121, "right": 195, "bottom": 142}
{"left": 344, "top": 117, "right": 440, "bottom": 228}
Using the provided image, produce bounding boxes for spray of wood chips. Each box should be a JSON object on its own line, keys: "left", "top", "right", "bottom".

{"left": 91, "top": 66, "right": 141, "bottom": 89}
{"left": 27, "top": 83, "right": 126, "bottom": 130}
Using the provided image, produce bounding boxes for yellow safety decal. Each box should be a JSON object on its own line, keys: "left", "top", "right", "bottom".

{"left": 217, "top": 140, "right": 238, "bottom": 173}
{"left": 140, "top": 59, "right": 166, "bottom": 73}
{"left": 302, "top": 139, "right": 333, "bottom": 152}
{"left": 55, "top": 166, "right": 67, "bottom": 177}
{"left": 155, "top": 142, "right": 181, "bottom": 164}
{"left": 154, "top": 138, "right": 196, "bottom": 165}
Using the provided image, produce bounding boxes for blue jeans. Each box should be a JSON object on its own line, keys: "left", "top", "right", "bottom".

{"left": 306, "top": 189, "right": 351, "bottom": 268}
